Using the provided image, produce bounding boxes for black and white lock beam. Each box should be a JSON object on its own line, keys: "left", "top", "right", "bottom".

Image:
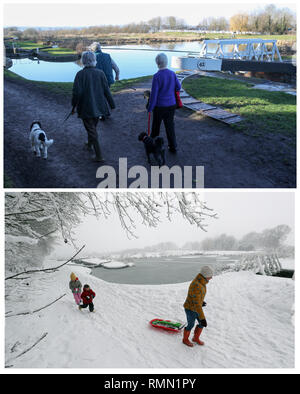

{"left": 171, "top": 56, "right": 296, "bottom": 75}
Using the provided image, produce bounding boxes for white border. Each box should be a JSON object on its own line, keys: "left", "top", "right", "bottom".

{"left": 1, "top": 0, "right": 299, "bottom": 376}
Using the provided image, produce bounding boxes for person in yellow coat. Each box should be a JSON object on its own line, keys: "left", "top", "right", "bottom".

{"left": 183, "top": 266, "right": 213, "bottom": 347}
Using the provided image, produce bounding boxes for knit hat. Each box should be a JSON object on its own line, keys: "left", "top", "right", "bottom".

{"left": 200, "top": 266, "right": 214, "bottom": 279}
{"left": 70, "top": 272, "right": 77, "bottom": 281}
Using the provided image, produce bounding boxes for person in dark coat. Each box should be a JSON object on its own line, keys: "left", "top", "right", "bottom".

{"left": 71, "top": 51, "right": 115, "bottom": 162}
{"left": 79, "top": 284, "right": 96, "bottom": 312}
{"left": 90, "top": 42, "right": 120, "bottom": 87}
{"left": 90, "top": 42, "right": 120, "bottom": 121}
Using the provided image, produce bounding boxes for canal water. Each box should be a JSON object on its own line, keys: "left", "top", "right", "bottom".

{"left": 10, "top": 42, "right": 203, "bottom": 82}
{"left": 90, "top": 254, "right": 239, "bottom": 285}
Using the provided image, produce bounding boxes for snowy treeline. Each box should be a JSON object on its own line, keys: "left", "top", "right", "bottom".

{"left": 5, "top": 192, "right": 217, "bottom": 274}
{"left": 183, "top": 225, "right": 293, "bottom": 257}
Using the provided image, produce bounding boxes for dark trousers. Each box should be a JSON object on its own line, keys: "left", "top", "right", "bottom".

{"left": 81, "top": 302, "right": 94, "bottom": 312}
{"left": 151, "top": 106, "right": 177, "bottom": 150}
{"left": 185, "top": 309, "right": 204, "bottom": 331}
{"left": 82, "top": 117, "right": 103, "bottom": 159}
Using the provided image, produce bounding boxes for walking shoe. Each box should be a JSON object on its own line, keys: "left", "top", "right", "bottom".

{"left": 168, "top": 146, "right": 177, "bottom": 153}
{"left": 92, "top": 157, "right": 105, "bottom": 163}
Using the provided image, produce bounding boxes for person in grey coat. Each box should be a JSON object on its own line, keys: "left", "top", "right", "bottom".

{"left": 71, "top": 51, "right": 115, "bottom": 162}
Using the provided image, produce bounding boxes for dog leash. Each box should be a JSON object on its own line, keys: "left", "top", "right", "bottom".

{"left": 63, "top": 110, "right": 74, "bottom": 124}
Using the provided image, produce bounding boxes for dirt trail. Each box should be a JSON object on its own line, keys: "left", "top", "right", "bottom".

{"left": 4, "top": 76, "right": 296, "bottom": 188}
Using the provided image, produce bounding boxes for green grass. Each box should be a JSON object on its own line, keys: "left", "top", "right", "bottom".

{"left": 13, "top": 40, "right": 40, "bottom": 49}
{"left": 111, "top": 76, "right": 152, "bottom": 92}
{"left": 10, "top": 41, "right": 76, "bottom": 55}
{"left": 4, "top": 69, "right": 24, "bottom": 80}
{"left": 40, "top": 47, "right": 76, "bottom": 55}
{"left": 183, "top": 75, "right": 296, "bottom": 136}
{"left": 4, "top": 68, "right": 72, "bottom": 95}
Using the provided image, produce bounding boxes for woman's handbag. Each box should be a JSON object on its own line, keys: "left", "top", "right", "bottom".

{"left": 175, "top": 90, "right": 183, "bottom": 109}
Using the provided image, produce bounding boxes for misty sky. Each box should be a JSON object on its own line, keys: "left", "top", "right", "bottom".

{"left": 3, "top": 1, "right": 296, "bottom": 28}
{"left": 53, "top": 191, "right": 295, "bottom": 257}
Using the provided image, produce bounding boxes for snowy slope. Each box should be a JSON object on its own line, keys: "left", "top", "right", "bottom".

{"left": 5, "top": 262, "right": 294, "bottom": 369}
{"left": 280, "top": 258, "right": 295, "bottom": 270}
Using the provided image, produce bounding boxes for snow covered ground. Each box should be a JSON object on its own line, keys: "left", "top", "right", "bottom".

{"left": 76, "top": 258, "right": 111, "bottom": 265}
{"left": 280, "top": 258, "right": 295, "bottom": 270}
{"left": 74, "top": 258, "right": 134, "bottom": 269}
{"left": 101, "top": 261, "right": 134, "bottom": 269}
{"left": 5, "top": 261, "right": 294, "bottom": 369}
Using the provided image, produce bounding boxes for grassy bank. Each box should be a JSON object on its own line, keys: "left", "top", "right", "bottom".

{"left": 183, "top": 75, "right": 296, "bottom": 137}
{"left": 10, "top": 33, "right": 296, "bottom": 53}
{"left": 40, "top": 47, "right": 76, "bottom": 55}
{"left": 13, "top": 33, "right": 296, "bottom": 44}
{"left": 8, "top": 40, "right": 76, "bottom": 55}
{"left": 4, "top": 69, "right": 151, "bottom": 95}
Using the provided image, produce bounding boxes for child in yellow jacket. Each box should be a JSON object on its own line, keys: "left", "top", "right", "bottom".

{"left": 183, "top": 266, "right": 213, "bottom": 347}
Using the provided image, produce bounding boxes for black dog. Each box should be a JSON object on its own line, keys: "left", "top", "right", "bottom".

{"left": 138, "top": 132, "right": 166, "bottom": 166}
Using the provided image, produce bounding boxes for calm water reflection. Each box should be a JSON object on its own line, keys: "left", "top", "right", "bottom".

{"left": 10, "top": 42, "right": 203, "bottom": 82}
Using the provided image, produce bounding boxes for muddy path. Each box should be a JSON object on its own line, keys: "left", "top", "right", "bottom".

{"left": 4, "top": 76, "right": 296, "bottom": 188}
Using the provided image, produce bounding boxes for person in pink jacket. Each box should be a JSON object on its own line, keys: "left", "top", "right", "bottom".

{"left": 69, "top": 272, "right": 82, "bottom": 306}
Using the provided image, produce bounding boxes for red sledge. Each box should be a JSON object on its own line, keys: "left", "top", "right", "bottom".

{"left": 150, "top": 318, "right": 186, "bottom": 332}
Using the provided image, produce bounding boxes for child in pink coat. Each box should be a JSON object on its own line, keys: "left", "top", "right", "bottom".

{"left": 69, "top": 272, "right": 82, "bottom": 305}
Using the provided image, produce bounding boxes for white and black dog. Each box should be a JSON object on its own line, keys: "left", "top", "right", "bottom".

{"left": 30, "top": 121, "right": 54, "bottom": 159}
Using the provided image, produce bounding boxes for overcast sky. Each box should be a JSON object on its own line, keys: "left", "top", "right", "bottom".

{"left": 3, "top": 1, "right": 296, "bottom": 28}
{"left": 53, "top": 191, "right": 295, "bottom": 257}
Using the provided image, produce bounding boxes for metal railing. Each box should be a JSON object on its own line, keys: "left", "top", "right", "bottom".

{"left": 199, "top": 39, "right": 282, "bottom": 62}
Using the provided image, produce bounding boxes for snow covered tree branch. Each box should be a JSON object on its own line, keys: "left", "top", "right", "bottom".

{"left": 5, "top": 245, "right": 86, "bottom": 280}
{"left": 5, "top": 192, "right": 217, "bottom": 273}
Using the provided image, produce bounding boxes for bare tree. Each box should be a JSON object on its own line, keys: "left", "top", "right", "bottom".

{"left": 230, "top": 13, "right": 249, "bottom": 32}
{"left": 148, "top": 17, "right": 162, "bottom": 32}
